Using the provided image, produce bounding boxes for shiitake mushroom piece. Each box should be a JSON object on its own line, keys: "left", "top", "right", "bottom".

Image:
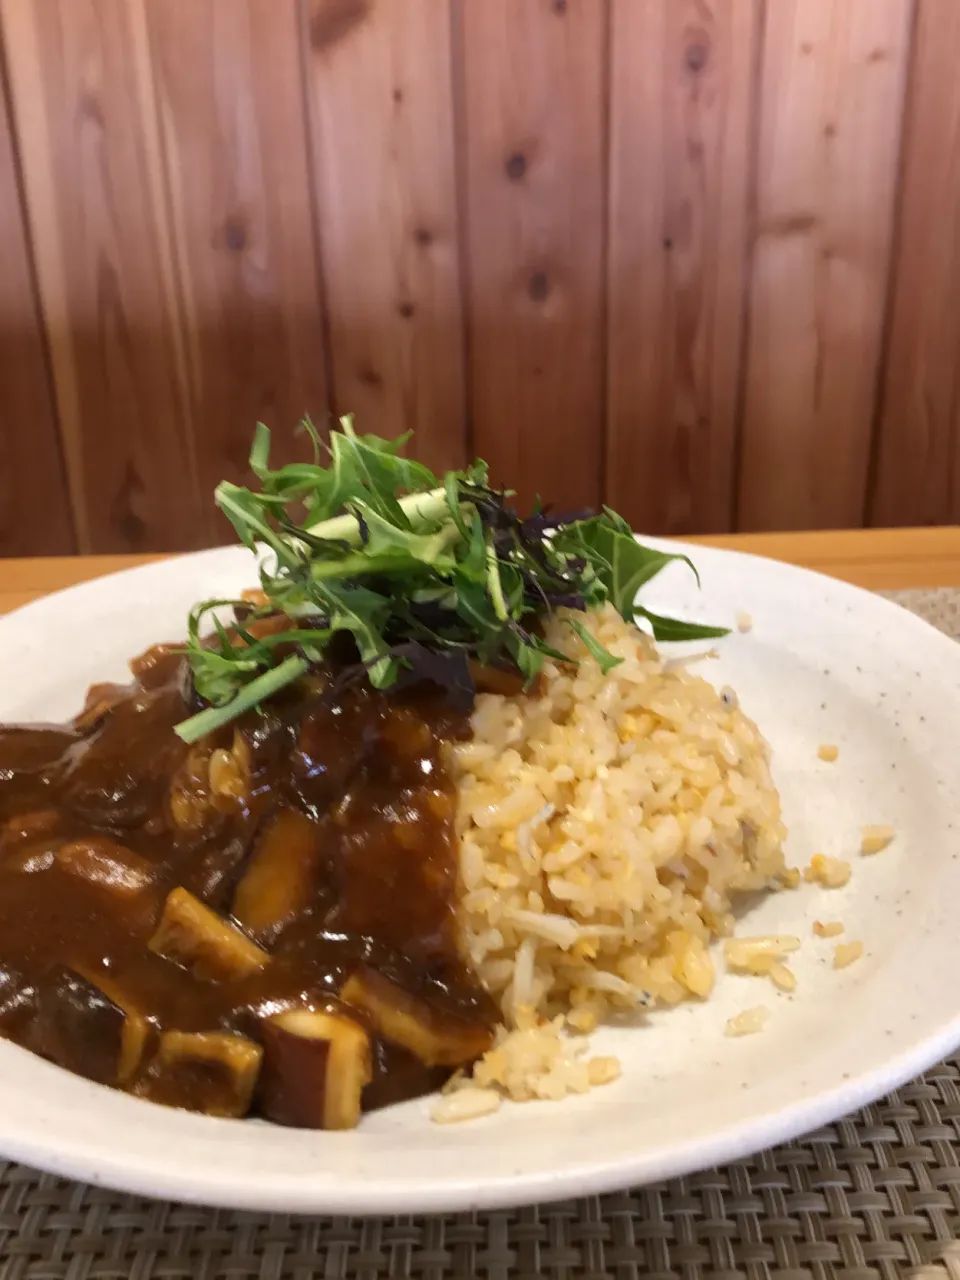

{"left": 231, "top": 809, "right": 326, "bottom": 945}
{"left": 0, "top": 725, "right": 79, "bottom": 816}
{"left": 148, "top": 887, "right": 268, "bottom": 981}
{"left": 0, "top": 724, "right": 80, "bottom": 785}
{"left": 56, "top": 837, "right": 155, "bottom": 899}
{"left": 229, "top": 716, "right": 292, "bottom": 783}
{"left": 128, "top": 643, "right": 185, "bottom": 690}
{"left": 73, "top": 681, "right": 129, "bottom": 733}
{"left": 35, "top": 965, "right": 148, "bottom": 1087}
{"left": 179, "top": 835, "right": 249, "bottom": 911}
{"left": 140, "top": 1030, "right": 262, "bottom": 1118}
{"left": 341, "top": 966, "right": 494, "bottom": 1068}
{"left": 259, "top": 1007, "right": 372, "bottom": 1130}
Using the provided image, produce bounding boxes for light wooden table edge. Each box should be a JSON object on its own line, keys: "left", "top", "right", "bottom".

{"left": 2, "top": 528, "right": 960, "bottom": 615}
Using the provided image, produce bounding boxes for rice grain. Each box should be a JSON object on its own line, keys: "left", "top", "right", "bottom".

{"left": 861, "top": 825, "right": 895, "bottom": 855}
{"left": 725, "top": 1006, "right": 769, "bottom": 1037}
{"left": 834, "top": 941, "right": 864, "bottom": 970}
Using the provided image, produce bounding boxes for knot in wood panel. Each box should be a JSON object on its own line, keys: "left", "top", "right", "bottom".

{"left": 222, "top": 216, "right": 247, "bottom": 253}
{"left": 112, "top": 459, "right": 148, "bottom": 549}
{"left": 527, "top": 272, "right": 550, "bottom": 303}
{"left": 684, "top": 36, "right": 710, "bottom": 75}
{"left": 310, "top": 0, "right": 370, "bottom": 52}
{"left": 504, "top": 152, "right": 527, "bottom": 182}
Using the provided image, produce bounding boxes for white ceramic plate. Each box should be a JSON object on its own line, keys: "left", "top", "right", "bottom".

{"left": 1, "top": 543, "right": 959, "bottom": 1214}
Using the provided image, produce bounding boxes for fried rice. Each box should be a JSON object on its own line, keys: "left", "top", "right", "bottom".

{"left": 443, "top": 605, "right": 788, "bottom": 1111}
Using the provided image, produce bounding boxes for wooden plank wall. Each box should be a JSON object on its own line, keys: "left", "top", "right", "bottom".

{"left": 0, "top": 30, "right": 74, "bottom": 555}
{"left": 2, "top": 0, "right": 959, "bottom": 554}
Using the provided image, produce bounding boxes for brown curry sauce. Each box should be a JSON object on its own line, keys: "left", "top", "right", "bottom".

{"left": 0, "top": 644, "right": 496, "bottom": 1124}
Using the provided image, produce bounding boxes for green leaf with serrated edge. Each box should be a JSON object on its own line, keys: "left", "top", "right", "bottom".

{"left": 216, "top": 483, "right": 300, "bottom": 569}
{"left": 601, "top": 505, "right": 634, "bottom": 537}
{"left": 565, "top": 618, "right": 624, "bottom": 675}
{"left": 249, "top": 421, "right": 272, "bottom": 477}
{"left": 347, "top": 500, "right": 460, "bottom": 566}
{"left": 306, "top": 580, "right": 395, "bottom": 686}
{"left": 529, "top": 635, "right": 575, "bottom": 665}
{"left": 328, "top": 415, "right": 437, "bottom": 528}
{"left": 444, "top": 470, "right": 470, "bottom": 540}
{"left": 513, "top": 639, "right": 544, "bottom": 684}
{"left": 454, "top": 577, "right": 502, "bottom": 641}
{"left": 634, "top": 607, "right": 730, "bottom": 643}
{"left": 500, "top": 562, "right": 525, "bottom": 617}
{"left": 555, "top": 516, "right": 699, "bottom": 620}
{"left": 456, "top": 515, "right": 488, "bottom": 584}
{"left": 249, "top": 422, "right": 333, "bottom": 507}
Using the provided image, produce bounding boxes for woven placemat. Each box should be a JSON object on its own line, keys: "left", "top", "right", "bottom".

{"left": 2, "top": 587, "right": 959, "bottom": 1280}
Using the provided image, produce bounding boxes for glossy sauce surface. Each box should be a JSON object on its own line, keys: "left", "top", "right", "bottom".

{"left": 0, "top": 645, "right": 495, "bottom": 1118}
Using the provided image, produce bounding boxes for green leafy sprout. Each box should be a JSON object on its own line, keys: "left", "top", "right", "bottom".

{"left": 174, "top": 417, "right": 728, "bottom": 743}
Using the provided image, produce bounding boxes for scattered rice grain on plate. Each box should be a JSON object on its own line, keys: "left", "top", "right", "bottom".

{"left": 833, "top": 941, "right": 864, "bottom": 970}
{"left": 724, "top": 936, "right": 800, "bottom": 975}
{"left": 725, "top": 1006, "right": 769, "bottom": 1037}
{"left": 817, "top": 744, "right": 839, "bottom": 762}
{"left": 430, "top": 1087, "right": 502, "bottom": 1124}
{"left": 587, "top": 1057, "right": 621, "bottom": 1086}
{"left": 736, "top": 611, "right": 754, "bottom": 634}
{"left": 768, "top": 962, "right": 796, "bottom": 992}
{"left": 861, "top": 825, "right": 895, "bottom": 855}
{"left": 803, "top": 854, "right": 851, "bottom": 888}
{"left": 813, "top": 920, "right": 844, "bottom": 938}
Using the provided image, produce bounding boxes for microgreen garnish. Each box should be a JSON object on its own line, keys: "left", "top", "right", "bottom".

{"left": 174, "top": 417, "right": 728, "bottom": 743}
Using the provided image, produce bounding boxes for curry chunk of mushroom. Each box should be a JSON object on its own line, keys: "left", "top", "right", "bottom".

{"left": 0, "top": 641, "right": 496, "bottom": 1127}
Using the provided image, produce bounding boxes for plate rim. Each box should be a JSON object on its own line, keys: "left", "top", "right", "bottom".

{"left": 1, "top": 541, "right": 959, "bottom": 1213}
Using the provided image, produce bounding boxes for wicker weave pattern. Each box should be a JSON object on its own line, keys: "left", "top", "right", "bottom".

{"left": 0, "top": 586, "right": 957, "bottom": 1280}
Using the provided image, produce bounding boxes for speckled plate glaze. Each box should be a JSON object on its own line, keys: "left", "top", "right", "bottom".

{"left": 0, "top": 543, "right": 959, "bottom": 1214}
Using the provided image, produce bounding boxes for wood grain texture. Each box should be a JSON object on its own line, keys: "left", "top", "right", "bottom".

{"left": 2, "top": 0, "right": 956, "bottom": 550}
{"left": 870, "top": 1, "right": 960, "bottom": 528}
{"left": 301, "top": 0, "right": 465, "bottom": 474}
{"left": 0, "top": 49, "right": 74, "bottom": 556}
{"left": 0, "top": 0, "right": 203, "bottom": 553}
{"left": 606, "top": 0, "right": 758, "bottom": 536}
{"left": 459, "top": 0, "right": 605, "bottom": 509}
{"left": 146, "top": 0, "right": 330, "bottom": 541}
{"left": 737, "top": 0, "right": 912, "bottom": 532}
